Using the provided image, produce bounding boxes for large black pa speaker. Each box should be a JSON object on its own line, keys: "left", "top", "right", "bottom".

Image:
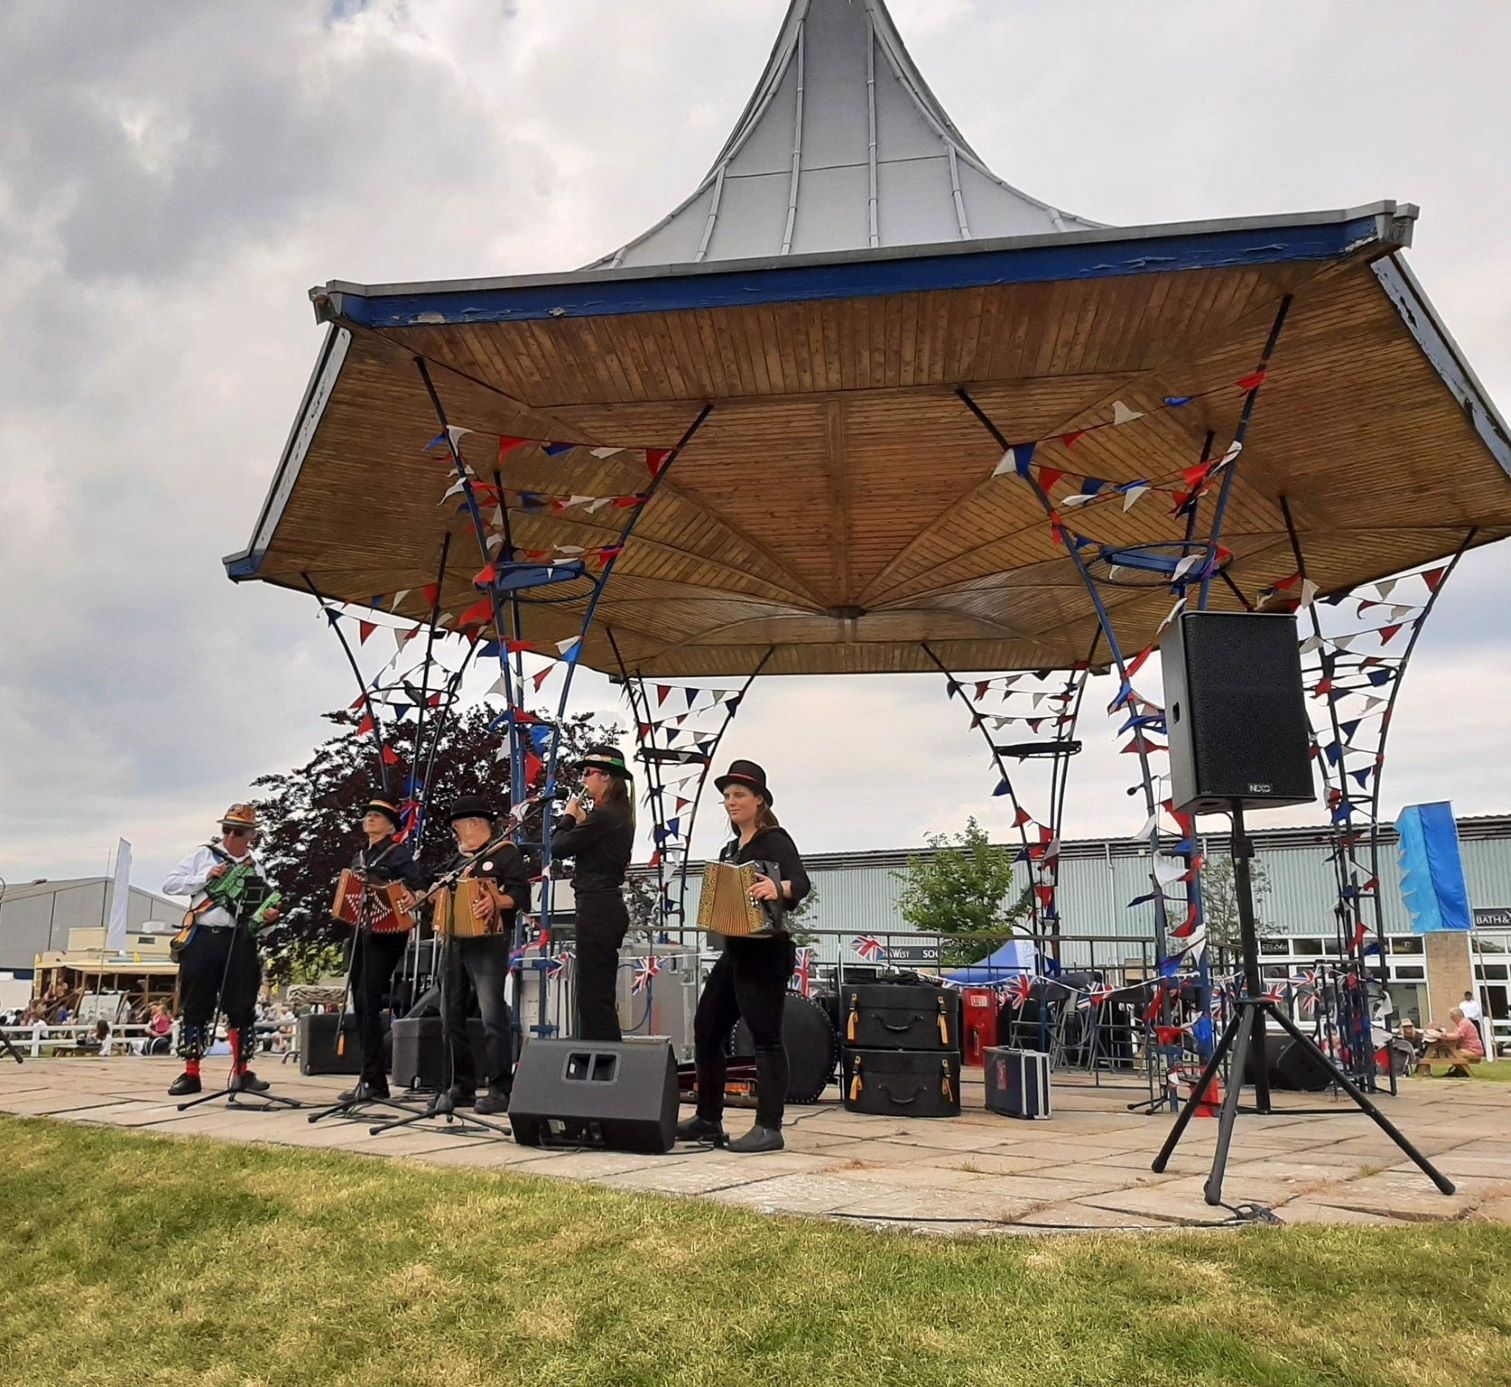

{"left": 390, "top": 1016, "right": 489, "bottom": 1089}
{"left": 1161, "top": 611, "right": 1315, "bottom": 815}
{"left": 509, "top": 1038, "right": 678, "bottom": 1153}
{"left": 297, "top": 1012, "right": 365, "bottom": 1076}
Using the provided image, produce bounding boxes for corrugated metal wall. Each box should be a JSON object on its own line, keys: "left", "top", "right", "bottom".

{"left": 653, "top": 817, "right": 1511, "bottom": 960}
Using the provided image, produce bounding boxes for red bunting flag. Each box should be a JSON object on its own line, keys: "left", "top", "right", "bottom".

{"left": 428, "top": 693, "right": 443, "bottom": 708}
{"left": 532, "top": 667, "right": 552, "bottom": 692}
{"left": 358, "top": 620, "right": 376, "bottom": 644}
{"left": 1235, "top": 369, "right": 1268, "bottom": 392}
{"left": 503, "top": 639, "right": 537, "bottom": 655}
{"left": 497, "top": 436, "right": 530, "bottom": 464}
{"left": 456, "top": 596, "right": 494, "bottom": 629}
{"left": 473, "top": 562, "right": 496, "bottom": 587}
{"left": 1034, "top": 884, "right": 1056, "bottom": 909}
{"left": 1125, "top": 645, "right": 1154, "bottom": 679}
{"left": 1059, "top": 430, "right": 1086, "bottom": 449}
{"left": 423, "top": 583, "right": 440, "bottom": 609}
{"left": 356, "top": 713, "right": 375, "bottom": 736}
{"left": 1171, "top": 903, "right": 1201, "bottom": 938}
{"left": 1038, "top": 467, "right": 1065, "bottom": 492}
{"left": 381, "top": 746, "right": 401, "bottom": 767}
{"left": 1379, "top": 623, "right": 1404, "bottom": 644}
{"left": 613, "top": 494, "right": 648, "bottom": 509}
{"left": 645, "top": 448, "right": 672, "bottom": 479}
{"left": 1012, "top": 807, "right": 1033, "bottom": 828}
{"left": 1423, "top": 566, "right": 1447, "bottom": 593}
{"left": 348, "top": 694, "right": 364, "bottom": 711}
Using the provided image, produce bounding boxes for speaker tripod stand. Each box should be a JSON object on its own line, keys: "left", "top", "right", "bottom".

{"left": 1152, "top": 801, "right": 1455, "bottom": 1206}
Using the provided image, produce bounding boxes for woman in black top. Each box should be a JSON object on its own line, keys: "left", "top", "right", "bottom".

{"left": 341, "top": 794, "right": 429, "bottom": 1102}
{"left": 678, "top": 759, "right": 810, "bottom": 1154}
{"left": 552, "top": 745, "right": 635, "bottom": 1042}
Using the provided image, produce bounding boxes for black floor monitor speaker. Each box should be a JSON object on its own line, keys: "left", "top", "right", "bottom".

{"left": 509, "top": 1038, "right": 678, "bottom": 1153}
{"left": 1160, "top": 611, "right": 1315, "bottom": 814}
{"left": 297, "top": 1012, "right": 366, "bottom": 1076}
{"left": 390, "top": 1016, "right": 489, "bottom": 1090}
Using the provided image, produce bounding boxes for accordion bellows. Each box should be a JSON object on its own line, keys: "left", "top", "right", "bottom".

{"left": 697, "top": 861, "right": 782, "bottom": 937}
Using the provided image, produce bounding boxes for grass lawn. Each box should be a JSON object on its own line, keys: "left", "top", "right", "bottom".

{"left": 2, "top": 1117, "right": 1508, "bottom": 1387}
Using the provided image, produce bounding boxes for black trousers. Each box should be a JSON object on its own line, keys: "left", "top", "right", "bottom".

{"left": 177, "top": 924, "right": 262, "bottom": 1059}
{"left": 693, "top": 935, "right": 795, "bottom": 1129}
{"left": 350, "top": 929, "right": 408, "bottom": 1083}
{"left": 443, "top": 934, "right": 513, "bottom": 1094}
{"left": 575, "top": 890, "right": 629, "bottom": 1042}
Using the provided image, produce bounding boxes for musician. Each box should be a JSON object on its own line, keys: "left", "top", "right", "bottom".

{"left": 337, "top": 794, "right": 428, "bottom": 1103}
{"left": 437, "top": 794, "right": 530, "bottom": 1115}
{"left": 678, "top": 760, "right": 810, "bottom": 1154}
{"left": 161, "top": 804, "right": 281, "bottom": 1097}
{"left": 551, "top": 746, "right": 635, "bottom": 1042}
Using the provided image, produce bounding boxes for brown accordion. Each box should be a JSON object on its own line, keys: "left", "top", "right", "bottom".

{"left": 696, "top": 861, "right": 784, "bottom": 938}
{"left": 330, "top": 869, "right": 416, "bottom": 934}
{"left": 432, "top": 877, "right": 502, "bottom": 939}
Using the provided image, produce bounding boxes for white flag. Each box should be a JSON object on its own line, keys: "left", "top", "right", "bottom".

{"left": 106, "top": 838, "right": 132, "bottom": 952}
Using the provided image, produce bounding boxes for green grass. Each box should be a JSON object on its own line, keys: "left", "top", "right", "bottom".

{"left": 2, "top": 1117, "right": 1509, "bottom": 1387}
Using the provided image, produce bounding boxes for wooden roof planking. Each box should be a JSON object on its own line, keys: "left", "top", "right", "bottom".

{"left": 227, "top": 1, "right": 1511, "bottom": 678}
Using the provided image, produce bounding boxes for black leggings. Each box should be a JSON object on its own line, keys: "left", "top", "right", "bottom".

{"left": 350, "top": 929, "right": 408, "bottom": 1083}
{"left": 693, "top": 935, "right": 795, "bottom": 1129}
{"left": 575, "top": 890, "right": 629, "bottom": 1042}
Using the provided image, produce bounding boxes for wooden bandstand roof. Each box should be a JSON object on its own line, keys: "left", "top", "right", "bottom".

{"left": 228, "top": 3, "right": 1511, "bottom": 679}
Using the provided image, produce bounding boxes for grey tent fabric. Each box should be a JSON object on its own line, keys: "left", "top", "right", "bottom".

{"left": 593, "top": 0, "right": 1100, "bottom": 269}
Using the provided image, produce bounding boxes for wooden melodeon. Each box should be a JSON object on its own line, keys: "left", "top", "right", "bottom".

{"left": 330, "top": 869, "right": 416, "bottom": 935}
{"left": 432, "top": 876, "right": 502, "bottom": 939}
{"left": 696, "top": 861, "right": 783, "bottom": 938}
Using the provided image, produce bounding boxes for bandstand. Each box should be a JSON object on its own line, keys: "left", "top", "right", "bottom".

{"left": 227, "top": 0, "right": 1511, "bottom": 1103}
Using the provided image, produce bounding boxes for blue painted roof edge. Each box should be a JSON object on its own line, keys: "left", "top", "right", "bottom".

{"left": 313, "top": 204, "right": 1414, "bottom": 328}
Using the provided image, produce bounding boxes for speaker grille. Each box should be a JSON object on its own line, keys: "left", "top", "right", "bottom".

{"left": 1163, "top": 612, "right": 1315, "bottom": 814}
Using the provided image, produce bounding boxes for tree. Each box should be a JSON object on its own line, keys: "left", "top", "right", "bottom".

{"left": 250, "top": 705, "right": 621, "bottom": 981}
{"left": 892, "top": 817, "right": 1033, "bottom": 966}
{"left": 1199, "top": 855, "right": 1279, "bottom": 953}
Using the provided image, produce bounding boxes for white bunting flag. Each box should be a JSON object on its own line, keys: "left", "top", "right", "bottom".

{"left": 1121, "top": 484, "right": 1151, "bottom": 512}
{"left": 1112, "top": 400, "right": 1145, "bottom": 426}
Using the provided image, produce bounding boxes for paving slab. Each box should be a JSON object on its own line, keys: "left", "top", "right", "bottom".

{"left": 7, "top": 1055, "right": 1511, "bottom": 1235}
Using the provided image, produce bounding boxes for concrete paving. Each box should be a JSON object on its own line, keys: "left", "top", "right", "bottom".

{"left": 3, "top": 1055, "right": 1507, "bottom": 1235}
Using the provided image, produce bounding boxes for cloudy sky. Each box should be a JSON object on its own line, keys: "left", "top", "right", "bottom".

{"left": 2, "top": 0, "right": 1509, "bottom": 899}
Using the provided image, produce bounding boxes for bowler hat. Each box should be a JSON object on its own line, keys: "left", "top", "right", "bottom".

{"left": 714, "top": 759, "right": 773, "bottom": 805}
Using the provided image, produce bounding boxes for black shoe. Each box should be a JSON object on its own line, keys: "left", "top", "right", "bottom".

{"left": 727, "top": 1123, "right": 784, "bottom": 1154}
{"left": 475, "top": 1087, "right": 510, "bottom": 1116}
{"left": 338, "top": 1079, "right": 390, "bottom": 1103}
{"left": 446, "top": 1084, "right": 476, "bottom": 1109}
{"left": 237, "top": 1071, "right": 271, "bottom": 1094}
{"left": 167, "top": 1072, "right": 201, "bottom": 1097}
{"left": 675, "top": 1114, "right": 726, "bottom": 1144}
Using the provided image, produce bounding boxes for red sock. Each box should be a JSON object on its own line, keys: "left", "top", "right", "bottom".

{"left": 229, "top": 1028, "right": 247, "bottom": 1074}
{"left": 185, "top": 1057, "right": 201, "bottom": 1079}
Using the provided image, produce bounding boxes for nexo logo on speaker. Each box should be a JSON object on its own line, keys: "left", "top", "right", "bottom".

{"left": 1247, "top": 783, "right": 1272, "bottom": 794}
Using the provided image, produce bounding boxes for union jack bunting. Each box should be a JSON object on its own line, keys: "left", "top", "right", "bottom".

{"left": 791, "top": 946, "right": 814, "bottom": 998}
{"left": 546, "top": 952, "right": 573, "bottom": 979}
{"left": 852, "top": 935, "right": 888, "bottom": 963}
{"left": 632, "top": 954, "right": 661, "bottom": 995}
{"left": 1006, "top": 973, "right": 1036, "bottom": 1009}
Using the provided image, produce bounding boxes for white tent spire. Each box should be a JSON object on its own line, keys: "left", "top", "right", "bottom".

{"left": 595, "top": 0, "right": 1100, "bottom": 269}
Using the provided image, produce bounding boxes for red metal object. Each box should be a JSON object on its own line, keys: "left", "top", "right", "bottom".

{"left": 962, "top": 988, "right": 1001, "bottom": 1067}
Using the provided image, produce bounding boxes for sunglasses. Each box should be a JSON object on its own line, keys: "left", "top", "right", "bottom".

{"left": 224, "top": 826, "right": 254, "bottom": 838}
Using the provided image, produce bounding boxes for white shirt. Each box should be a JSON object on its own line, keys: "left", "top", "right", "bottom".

{"left": 1460, "top": 996, "right": 1484, "bottom": 1022}
{"left": 162, "top": 844, "right": 268, "bottom": 928}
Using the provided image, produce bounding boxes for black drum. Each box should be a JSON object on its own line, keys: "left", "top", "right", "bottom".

{"left": 729, "top": 993, "right": 840, "bottom": 1104}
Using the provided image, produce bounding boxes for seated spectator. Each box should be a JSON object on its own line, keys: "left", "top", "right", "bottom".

{"left": 1421, "top": 1008, "right": 1485, "bottom": 1077}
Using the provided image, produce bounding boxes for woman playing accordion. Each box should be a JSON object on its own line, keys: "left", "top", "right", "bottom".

{"left": 678, "top": 760, "right": 810, "bottom": 1154}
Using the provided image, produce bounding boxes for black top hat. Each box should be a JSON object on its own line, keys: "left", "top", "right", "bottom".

{"left": 714, "top": 759, "right": 773, "bottom": 805}
{"left": 577, "top": 745, "right": 632, "bottom": 779}
{"left": 363, "top": 796, "right": 403, "bottom": 831}
{"left": 447, "top": 794, "right": 497, "bottom": 825}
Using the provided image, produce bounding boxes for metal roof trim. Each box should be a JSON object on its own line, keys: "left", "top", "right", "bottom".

{"left": 312, "top": 204, "right": 1414, "bottom": 329}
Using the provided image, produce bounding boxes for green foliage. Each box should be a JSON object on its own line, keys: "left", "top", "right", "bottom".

{"left": 1200, "top": 855, "right": 1279, "bottom": 952}
{"left": 893, "top": 817, "right": 1033, "bottom": 966}
{"left": 250, "top": 705, "right": 619, "bottom": 982}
